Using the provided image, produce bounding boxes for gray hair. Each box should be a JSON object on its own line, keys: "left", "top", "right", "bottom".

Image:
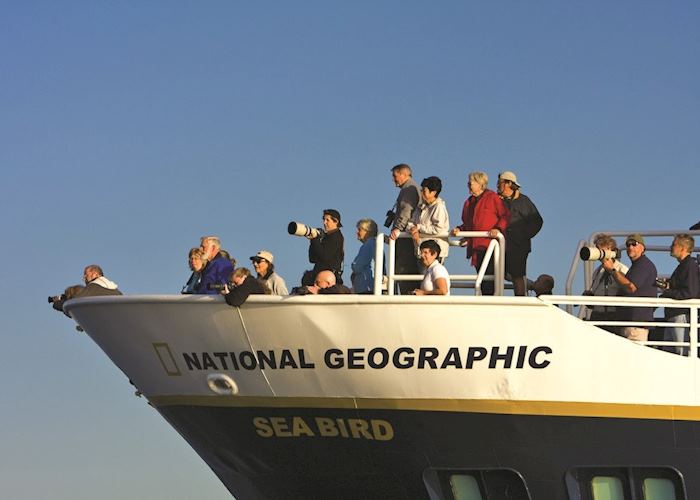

{"left": 469, "top": 171, "right": 488, "bottom": 189}
{"left": 356, "top": 218, "right": 378, "bottom": 238}
{"left": 200, "top": 236, "right": 221, "bottom": 249}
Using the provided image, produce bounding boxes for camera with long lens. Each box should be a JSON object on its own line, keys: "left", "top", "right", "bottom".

{"left": 288, "top": 222, "right": 324, "bottom": 239}
{"left": 579, "top": 246, "right": 621, "bottom": 261}
{"left": 48, "top": 294, "right": 66, "bottom": 304}
{"left": 209, "top": 283, "right": 233, "bottom": 291}
{"left": 383, "top": 210, "right": 395, "bottom": 228}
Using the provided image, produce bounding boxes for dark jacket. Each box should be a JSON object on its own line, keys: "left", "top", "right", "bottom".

{"left": 224, "top": 277, "right": 267, "bottom": 307}
{"left": 52, "top": 278, "right": 122, "bottom": 314}
{"left": 197, "top": 253, "right": 234, "bottom": 295}
{"left": 318, "top": 284, "right": 352, "bottom": 295}
{"left": 661, "top": 255, "right": 700, "bottom": 317}
{"left": 501, "top": 192, "right": 543, "bottom": 253}
{"left": 309, "top": 229, "right": 344, "bottom": 282}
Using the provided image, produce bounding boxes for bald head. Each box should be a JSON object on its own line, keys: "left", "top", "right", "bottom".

{"left": 314, "top": 270, "right": 336, "bottom": 288}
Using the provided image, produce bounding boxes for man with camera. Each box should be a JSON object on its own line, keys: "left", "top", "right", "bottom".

{"left": 198, "top": 235, "right": 234, "bottom": 295}
{"left": 304, "top": 209, "right": 345, "bottom": 286}
{"left": 51, "top": 264, "right": 122, "bottom": 314}
{"left": 388, "top": 163, "right": 421, "bottom": 294}
{"left": 497, "top": 171, "right": 543, "bottom": 296}
{"left": 658, "top": 234, "right": 699, "bottom": 355}
{"left": 602, "top": 233, "right": 658, "bottom": 341}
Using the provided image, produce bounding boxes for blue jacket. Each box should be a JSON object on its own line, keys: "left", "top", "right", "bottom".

{"left": 196, "top": 253, "right": 234, "bottom": 295}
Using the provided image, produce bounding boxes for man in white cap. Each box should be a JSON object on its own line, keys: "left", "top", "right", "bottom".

{"left": 497, "top": 171, "right": 543, "bottom": 296}
{"left": 250, "top": 250, "right": 288, "bottom": 295}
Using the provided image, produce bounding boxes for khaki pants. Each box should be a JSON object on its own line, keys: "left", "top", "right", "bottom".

{"left": 622, "top": 327, "right": 648, "bottom": 342}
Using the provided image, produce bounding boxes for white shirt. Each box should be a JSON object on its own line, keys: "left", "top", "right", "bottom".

{"left": 421, "top": 260, "right": 451, "bottom": 295}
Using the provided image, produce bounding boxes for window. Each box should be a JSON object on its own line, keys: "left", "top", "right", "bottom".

{"left": 424, "top": 468, "right": 531, "bottom": 500}
{"left": 566, "top": 467, "right": 684, "bottom": 500}
{"left": 642, "top": 478, "right": 676, "bottom": 500}
{"left": 591, "top": 476, "right": 624, "bottom": 500}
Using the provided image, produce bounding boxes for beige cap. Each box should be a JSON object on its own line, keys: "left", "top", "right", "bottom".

{"left": 498, "top": 171, "right": 520, "bottom": 188}
{"left": 250, "top": 250, "right": 274, "bottom": 263}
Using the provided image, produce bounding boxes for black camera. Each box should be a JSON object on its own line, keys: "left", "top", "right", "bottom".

{"left": 383, "top": 210, "right": 396, "bottom": 228}
{"left": 48, "top": 294, "right": 66, "bottom": 304}
{"left": 209, "top": 283, "right": 232, "bottom": 291}
{"left": 654, "top": 277, "right": 669, "bottom": 289}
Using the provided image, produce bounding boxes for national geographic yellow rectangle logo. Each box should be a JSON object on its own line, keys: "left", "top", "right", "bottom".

{"left": 153, "top": 343, "right": 182, "bottom": 376}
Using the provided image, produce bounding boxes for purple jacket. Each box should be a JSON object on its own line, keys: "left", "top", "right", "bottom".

{"left": 196, "top": 253, "right": 234, "bottom": 295}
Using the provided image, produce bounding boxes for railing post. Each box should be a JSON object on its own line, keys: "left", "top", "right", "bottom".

{"left": 690, "top": 304, "right": 698, "bottom": 359}
{"left": 387, "top": 236, "right": 396, "bottom": 296}
{"left": 373, "top": 234, "right": 384, "bottom": 295}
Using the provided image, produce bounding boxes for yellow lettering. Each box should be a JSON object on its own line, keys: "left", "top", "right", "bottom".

{"left": 270, "top": 417, "right": 292, "bottom": 437}
{"left": 371, "top": 419, "right": 394, "bottom": 441}
{"left": 291, "top": 417, "right": 314, "bottom": 437}
{"left": 315, "top": 417, "right": 339, "bottom": 437}
{"left": 253, "top": 417, "right": 273, "bottom": 438}
{"left": 348, "top": 419, "right": 373, "bottom": 440}
{"left": 336, "top": 418, "right": 349, "bottom": 438}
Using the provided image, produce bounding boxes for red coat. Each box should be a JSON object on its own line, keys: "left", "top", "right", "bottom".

{"left": 458, "top": 189, "right": 510, "bottom": 265}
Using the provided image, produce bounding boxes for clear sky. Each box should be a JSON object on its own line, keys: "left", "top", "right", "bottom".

{"left": 2, "top": 2, "right": 699, "bottom": 499}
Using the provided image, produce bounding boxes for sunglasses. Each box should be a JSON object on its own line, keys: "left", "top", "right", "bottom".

{"left": 625, "top": 241, "right": 639, "bottom": 247}
{"left": 252, "top": 258, "right": 266, "bottom": 264}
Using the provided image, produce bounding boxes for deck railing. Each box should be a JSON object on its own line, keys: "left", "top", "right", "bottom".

{"left": 377, "top": 231, "right": 506, "bottom": 296}
{"left": 540, "top": 294, "right": 700, "bottom": 357}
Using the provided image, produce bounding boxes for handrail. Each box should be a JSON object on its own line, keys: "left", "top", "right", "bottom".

{"left": 565, "top": 230, "right": 700, "bottom": 299}
{"left": 539, "top": 295, "right": 700, "bottom": 357}
{"left": 379, "top": 231, "right": 505, "bottom": 295}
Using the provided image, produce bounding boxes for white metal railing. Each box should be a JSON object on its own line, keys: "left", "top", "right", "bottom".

{"left": 540, "top": 294, "right": 700, "bottom": 357}
{"left": 379, "top": 231, "right": 505, "bottom": 296}
{"left": 565, "top": 229, "right": 700, "bottom": 301}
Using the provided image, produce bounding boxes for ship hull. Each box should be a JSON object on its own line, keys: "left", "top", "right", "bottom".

{"left": 64, "top": 294, "right": 700, "bottom": 499}
{"left": 156, "top": 402, "right": 700, "bottom": 499}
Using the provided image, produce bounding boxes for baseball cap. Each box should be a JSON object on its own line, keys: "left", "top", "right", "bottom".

{"left": 250, "top": 250, "right": 274, "bottom": 263}
{"left": 498, "top": 171, "right": 520, "bottom": 188}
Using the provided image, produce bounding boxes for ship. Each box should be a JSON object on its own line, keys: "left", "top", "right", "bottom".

{"left": 64, "top": 230, "right": 700, "bottom": 500}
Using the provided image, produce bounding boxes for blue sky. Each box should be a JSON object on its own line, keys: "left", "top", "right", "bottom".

{"left": 2, "top": 2, "right": 699, "bottom": 499}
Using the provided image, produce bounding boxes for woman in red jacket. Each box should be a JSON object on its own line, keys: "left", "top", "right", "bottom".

{"left": 452, "top": 171, "right": 510, "bottom": 295}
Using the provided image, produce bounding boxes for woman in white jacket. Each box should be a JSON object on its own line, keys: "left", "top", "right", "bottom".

{"left": 407, "top": 176, "right": 450, "bottom": 271}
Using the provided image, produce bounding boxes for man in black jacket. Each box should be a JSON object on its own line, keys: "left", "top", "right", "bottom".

{"left": 224, "top": 268, "right": 267, "bottom": 307}
{"left": 497, "top": 171, "right": 543, "bottom": 296}
{"left": 659, "top": 234, "right": 700, "bottom": 355}
{"left": 304, "top": 209, "right": 344, "bottom": 285}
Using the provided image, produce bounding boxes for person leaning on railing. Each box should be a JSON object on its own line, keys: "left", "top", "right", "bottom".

{"left": 602, "top": 233, "right": 658, "bottom": 342}
{"left": 452, "top": 171, "right": 510, "bottom": 296}
{"left": 413, "top": 240, "right": 450, "bottom": 296}
{"left": 658, "top": 234, "right": 700, "bottom": 355}
{"left": 182, "top": 247, "right": 208, "bottom": 294}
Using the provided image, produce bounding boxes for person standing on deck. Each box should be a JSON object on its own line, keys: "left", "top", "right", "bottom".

{"left": 658, "top": 234, "right": 700, "bottom": 355}
{"left": 388, "top": 164, "right": 421, "bottom": 294}
{"left": 497, "top": 171, "right": 543, "bottom": 296}
{"left": 452, "top": 171, "right": 510, "bottom": 296}
{"left": 198, "top": 236, "right": 234, "bottom": 295}
{"left": 603, "top": 233, "right": 657, "bottom": 342}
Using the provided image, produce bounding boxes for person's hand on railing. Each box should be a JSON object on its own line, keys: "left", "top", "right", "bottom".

{"left": 488, "top": 228, "right": 501, "bottom": 238}
{"left": 389, "top": 228, "right": 401, "bottom": 240}
{"left": 410, "top": 226, "right": 420, "bottom": 243}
